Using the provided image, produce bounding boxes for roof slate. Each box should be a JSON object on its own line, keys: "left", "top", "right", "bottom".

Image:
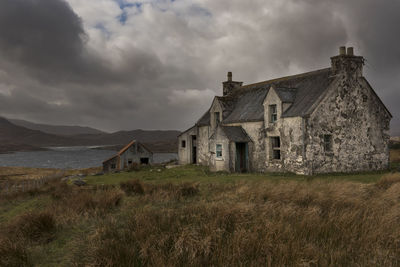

{"left": 275, "top": 87, "right": 297, "bottom": 103}
{"left": 196, "top": 68, "right": 333, "bottom": 125}
{"left": 221, "top": 126, "right": 252, "bottom": 142}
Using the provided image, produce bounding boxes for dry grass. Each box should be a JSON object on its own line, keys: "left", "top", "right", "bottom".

{"left": 0, "top": 166, "right": 102, "bottom": 181}
{"left": 1, "top": 171, "right": 400, "bottom": 266}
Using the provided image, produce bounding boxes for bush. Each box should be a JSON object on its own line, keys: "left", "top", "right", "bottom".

{"left": 120, "top": 180, "right": 144, "bottom": 195}
{"left": 12, "top": 211, "right": 56, "bottom": 243}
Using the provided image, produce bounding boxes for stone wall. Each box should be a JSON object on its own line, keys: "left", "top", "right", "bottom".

{"left": 305, "top": 76, "right": 391, "bottom": 174}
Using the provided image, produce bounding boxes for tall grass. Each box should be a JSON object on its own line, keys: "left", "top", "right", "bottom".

{"left": 2, "top": 171, "right": 400, "bottom": 266}
{"left": 72, "top": 173, "right": 400, "bottom": 266}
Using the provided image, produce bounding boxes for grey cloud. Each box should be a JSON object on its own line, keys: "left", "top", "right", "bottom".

{"left": 0, "top": 0, "right": 398, "bottom": 134}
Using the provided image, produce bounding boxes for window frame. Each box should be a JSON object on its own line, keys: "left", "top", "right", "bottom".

{"left": 323, "top": 134, "right": 333, "bottom": 152}
{"left": 269, "top": 104, "right": 278, "bottom": 123}
{"left": 214, "top": 112, "right": 220, "bottom": 126}
{"left": 216, "top": 144, "right": 223, "bottom": 159}
{"left": 270, "top": 136, "right": 281, "bottom": 160}
{"left": 181, "top": 140, "right": 186, "bottom": 148}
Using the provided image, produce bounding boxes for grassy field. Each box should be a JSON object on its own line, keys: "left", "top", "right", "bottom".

{"left": 1, "top": 153, "right": 400, "bottom": 266}
{"left": 0, "top": 166, "right": 102, "bottom": 181}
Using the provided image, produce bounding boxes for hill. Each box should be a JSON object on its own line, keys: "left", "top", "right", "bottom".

{"left": 9, "top": 119, "right": 106, "bottom": 135}
{"left": 0, "top": 117, "right": 180, "bottom": 153}
{"left": 0, "top": 117, "right": 85, "bottom": 147}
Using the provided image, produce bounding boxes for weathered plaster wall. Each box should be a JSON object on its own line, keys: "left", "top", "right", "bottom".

{"left": 210, "top": 99, "right": 223, "bottom": 131}
{"left": 223, "top": 121, "right": 265, "bottom": 171}
{"left": 306, "top": 76, "right": 391, "bottom": 174}
{"left": 197, "top": 126, "right": 210, "bottom": 166}
{"left": 209, "top": 127, "right": 230, "bottom": 171}
{"left": 263, "top": 87, "right": 285, "bottom": 171}
{"left": 280, "top": 117, "right": 306, "bottom": 174}
{"left": 178, "top": 127, "right": 196, "bottom": 165}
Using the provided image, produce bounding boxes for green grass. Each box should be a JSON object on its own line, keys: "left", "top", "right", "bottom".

{"left": 84, "top": 164, "right": 390, "bottom": 186}
{"left": 0, "top": 195, "right": 51, "bottom": 224}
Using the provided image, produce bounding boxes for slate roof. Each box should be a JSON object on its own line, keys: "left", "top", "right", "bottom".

{"left": 197, "top": 109, "right": 210, "bottom": 126}
{"left": 196, "top": 68, "right": 333, "bottom": 125}
{"left": 275, "top": 87, "right": 297, "bottom": 103}
{"left": 221, "top": 126, "right": 252, "bottom": 142}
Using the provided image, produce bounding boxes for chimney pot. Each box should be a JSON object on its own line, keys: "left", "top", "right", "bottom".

{"left": 347, "top": 47, "right": 354, "bottom": 56}
{"left": 339, "top": 46, "right": 346, "bottom": 55}
{"left": 227, "top": 71, "right": 232, "bottom": 81}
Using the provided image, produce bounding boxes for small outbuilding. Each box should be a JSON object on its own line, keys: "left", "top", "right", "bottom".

{"left": 102, "top": 140, "right": 153, "bottom": 172}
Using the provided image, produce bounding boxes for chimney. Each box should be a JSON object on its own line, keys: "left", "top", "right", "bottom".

{"left": 331, "top": 46, "right": 364, "bottom": 78}
{"left": 339, "top": 46, "right": 346, "bottom": 55}
{"left": 222, "top": 72, "right": 243, "bottom": 96}
{"left": 227, "top": 71, "right": 232, "bottom": 81}
{"left": 347, "top": 47, "right": 354, "bottom": 56}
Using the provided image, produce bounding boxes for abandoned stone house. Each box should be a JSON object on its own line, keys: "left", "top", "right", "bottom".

{"left": 103, "top": 140, "right": 153, "bottom": 172}
{"left": 178, "top": 47, "right": 392, "bottom": 175}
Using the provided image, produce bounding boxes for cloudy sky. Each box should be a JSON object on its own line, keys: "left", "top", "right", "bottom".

{"left": 0, "top": 0, "right": 398, "bottom": 134}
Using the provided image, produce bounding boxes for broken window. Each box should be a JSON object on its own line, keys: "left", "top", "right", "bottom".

{"left": 140, "top": 158, "right": 149, "bottom": 164}
{"left": 215, "top": 112, "right": 220, "bottom": 126}
{"left": 128, "top": 159, "right": 132, "bottom": 165}
{"left": 323, "top": 134, "right": 333, "bottom": 152}
{"left": 269, "top": 104, "right": 277, "bottom": 123}
{"left": 181, "top": 140, "right": 186, "bottom": 148}
{"left": 271, "top": 136, "right": 281, "bottom": 160}
{"left": 216, "top": 144, "right": 222, "bottom": 158}
{"left": 111, "top": 163, "right": 116, "bottom": 169}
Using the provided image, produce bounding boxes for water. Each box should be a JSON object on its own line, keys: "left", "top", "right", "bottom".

{"left": 0, "top": 146, "right": 178, "bottom": 169}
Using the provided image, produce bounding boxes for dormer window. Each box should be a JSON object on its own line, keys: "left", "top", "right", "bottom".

{"left": 214, "top": 112, "right": 220, "bottom": 125}
{"left": 269, "top": 104, "right": 277, "bottom": 123}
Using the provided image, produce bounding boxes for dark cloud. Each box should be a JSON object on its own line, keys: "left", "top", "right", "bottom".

{"left": 0, "top": 0, "right": 85, "bottom": 79}
{"left": 0, "top": 0, "right": 398, "bottom": 134}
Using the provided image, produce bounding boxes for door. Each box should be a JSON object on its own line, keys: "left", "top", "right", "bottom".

{"left": 235, "top": 142, "right": 248, "bottom": 172}
{"left": 191, "top": 135, "right": 197, "bottom": 164}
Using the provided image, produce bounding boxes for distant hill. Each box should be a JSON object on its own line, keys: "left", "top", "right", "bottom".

{"left": 0, "top": 117, "right": 85, "bottom": 147}
{"left": 74, "top": 129, "right": 181, "bottom": 145}
{"left": 0, "top": 117, "right": 180, "bottom": 153}
{"left": 9, "top": 119, "right": 106, "bottom": 135}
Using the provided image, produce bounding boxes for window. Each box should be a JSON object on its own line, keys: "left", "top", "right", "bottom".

{"left": 216, "top": 144, "right": 222, "bottom": 158}
{"left": 323, "top": 134, "right": 333, "bottom": 152}
{"left": 111, "top": 163, "right": 116, "bottom": 169}
{"left": 269, "top": 105, "right": 277, "bottom": 123}
{"left": 128, "top": 159, "right": 132, "bottom": 165}
{"left": 215, "top": 112, "right": 220, "bottom": 125}
{"left": 181, "top": 140, "right": 186, "bottom": 148}
{"left": 271, "top": 137, "right": 281, "bottom": 160}
{"left": 140, "top": 158, "right": 149, "bottom": 164}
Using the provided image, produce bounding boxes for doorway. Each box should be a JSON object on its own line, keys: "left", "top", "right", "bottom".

{"left": 191, "top": 135, "right": 197, "bottom": 164}
{"left": 235, "top": 142, "right": 248, "bottom": 172}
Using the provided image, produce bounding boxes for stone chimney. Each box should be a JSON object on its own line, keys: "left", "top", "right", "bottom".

{"left": 222, "top": 72, "right": 243, "bottom": 96}
{"left": 331, "top": 46, "right": 364, "bottom": 78}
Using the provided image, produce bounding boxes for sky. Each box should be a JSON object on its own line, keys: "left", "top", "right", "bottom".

{"left": 0, "top": 0, "right": 398, "bottom": 134}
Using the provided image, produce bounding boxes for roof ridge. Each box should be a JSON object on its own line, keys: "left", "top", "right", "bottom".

{"left": 241, "top": 67, "right": 331, "bottom": 89}
{"left": 118, "top": 140, "right": 136, "bottom": 155}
